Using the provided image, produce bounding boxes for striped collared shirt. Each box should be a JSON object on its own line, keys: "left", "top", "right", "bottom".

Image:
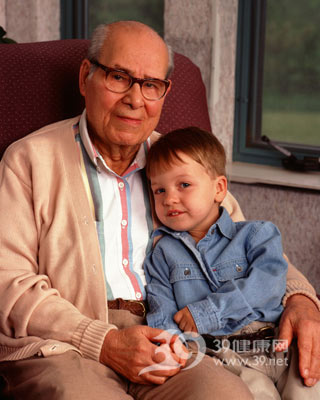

{"left": 74, "top": 111, "right": 156, "bottom": 300}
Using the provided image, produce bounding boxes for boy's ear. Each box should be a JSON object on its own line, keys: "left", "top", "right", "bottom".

{"left": 214, "top": 175, "right": 228, "bottom": 203}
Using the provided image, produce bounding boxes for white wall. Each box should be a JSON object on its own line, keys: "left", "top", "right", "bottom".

{"left": 164, "top": 0, "right": 238, "bottom": 162}
{"left": 0, "top": 0, "right": 6, "bottom": 28}
{"left": 0, "top": 0, "right": 60, "bottom": 43}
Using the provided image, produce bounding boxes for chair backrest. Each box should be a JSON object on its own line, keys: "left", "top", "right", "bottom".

{"left": 0, "top": 39, "right": 211, "bottom": 158}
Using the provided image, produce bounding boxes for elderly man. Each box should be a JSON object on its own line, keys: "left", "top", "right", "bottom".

{"left": 0, "top": 21, "right": 319, "bottom": 399}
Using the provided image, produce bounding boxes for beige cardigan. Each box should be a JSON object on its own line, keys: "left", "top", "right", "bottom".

{"left": 0, "top": 116, "right": 318, "bottom": 362}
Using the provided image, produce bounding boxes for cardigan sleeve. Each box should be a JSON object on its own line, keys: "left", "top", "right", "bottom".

{"left": 0, "top": 137, "right": 117, "bottom": 362}
{"left": 222, "top": 191, "right": 320, "bottom": 311}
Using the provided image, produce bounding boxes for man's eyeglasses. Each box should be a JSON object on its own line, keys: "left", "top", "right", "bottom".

{"left": 90, "top": 59, "right": 171, "bottom": 101}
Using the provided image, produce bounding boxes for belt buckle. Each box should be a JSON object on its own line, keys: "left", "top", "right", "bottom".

{"left": 258, "top": 326, "right": 275, "bottom": 340}
{"left": 128, "top": 300, "right": 146, "bottom": 318}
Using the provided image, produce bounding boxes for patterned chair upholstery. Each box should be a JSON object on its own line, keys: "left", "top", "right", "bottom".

{"left": 0, "top": 39, "right": 211, "bottom": 158}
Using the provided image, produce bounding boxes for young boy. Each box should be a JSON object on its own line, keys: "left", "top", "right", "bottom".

{"left": 144, "top": 127, "right": 318, "bottom": 399}
{"left": 145, "top": 126, "right": 287, "bottom": 336}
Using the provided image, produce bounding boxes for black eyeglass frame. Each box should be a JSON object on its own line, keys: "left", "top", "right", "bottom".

{"left": 90, "top": 59, "right": 171, "bottom": 100}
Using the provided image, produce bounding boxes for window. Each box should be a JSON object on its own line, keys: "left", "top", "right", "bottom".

{"left": 233, "top": 0, "right": 320, "bottom": 169}
{"left": 60, "top": 0, "right": 164, "bottom": 40}
{"left": 88, "top": 0, "right": 163, "bottom": 37}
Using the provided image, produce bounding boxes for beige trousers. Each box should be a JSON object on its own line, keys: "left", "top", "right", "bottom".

{"left": 206, "top": 322, "right": 320, "bottom": 400}
{"left": 1, "top": 312, "right": 319, "bottom": 399}
{"left": 0, "top": 310, "right": 252, "bottom": 400}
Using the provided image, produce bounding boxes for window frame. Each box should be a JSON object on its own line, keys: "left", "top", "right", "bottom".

{"left": 60, "top": 0, "right": 164, "bottom": 40}
{"left": 233, "top": 0, "right": 320, "bottom": 168}
{"left": 60, "top": 0, "right": 89, "bottom": 39}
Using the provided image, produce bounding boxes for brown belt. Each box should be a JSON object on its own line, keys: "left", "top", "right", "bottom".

{"left": 202, "top": 326, "right": 275, "bottom": 351}
{"left": 107, "top": 298, "right": 147, "bottom": 318}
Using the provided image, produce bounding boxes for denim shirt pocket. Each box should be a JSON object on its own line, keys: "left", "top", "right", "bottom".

{"left": 169, "top": 264, "right": 206, "bottom": 284}
{"left": 169, "top": 264, "right": 211, "bottom": 309}
{"left": 213, "top": 257, "right": 249, "bottom": 282}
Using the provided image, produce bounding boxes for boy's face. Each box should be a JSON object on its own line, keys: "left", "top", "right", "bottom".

{"left": 150, "top": 152, "right": 227, "bottom": 242}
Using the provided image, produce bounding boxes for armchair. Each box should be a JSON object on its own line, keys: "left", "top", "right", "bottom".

{"left": 0, "top": 39, "right": 211, "bottom": 157}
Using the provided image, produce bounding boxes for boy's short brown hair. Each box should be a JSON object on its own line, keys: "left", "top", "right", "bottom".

{"left": 146, "top": 127, "right": 226, "bottom": 178}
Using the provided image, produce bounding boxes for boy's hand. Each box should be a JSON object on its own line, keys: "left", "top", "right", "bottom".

{"left": 174, "top": 307, "right": 198, "bottom": 332}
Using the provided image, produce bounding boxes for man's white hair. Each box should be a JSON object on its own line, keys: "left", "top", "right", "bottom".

{"left": 87, "top": 21, "right": 174, "bottom": 79}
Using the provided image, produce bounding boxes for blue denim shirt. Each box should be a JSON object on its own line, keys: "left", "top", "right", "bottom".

{"left": 144, "top": 207, "right": 288, "bottom": 335}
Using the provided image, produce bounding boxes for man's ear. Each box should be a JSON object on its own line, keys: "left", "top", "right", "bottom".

{"left": 164, "top": 80, "right": 172, "bottom": 98}
{"left": 214, "top": 175, "right": 228, "bottom": 203}
{"left": 79, "top": 59, "right": 91, "bottom": 97}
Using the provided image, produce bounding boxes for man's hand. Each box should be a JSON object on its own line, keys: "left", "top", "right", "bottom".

{"left": 277, "top": 294, "right": 320, "bottom": 386}
{"left": 100, "top": 325, "right": 188, "bottom": 385}
{"left": 174, "top": 307, "right": 198, "bottom": 332}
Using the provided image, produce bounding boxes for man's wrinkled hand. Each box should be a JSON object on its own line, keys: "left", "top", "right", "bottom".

{"left": 99, "top": 325, "right": 188, "bottom": 385}
{"left": 277, "top": 294, "right": 320, "bottom": 386}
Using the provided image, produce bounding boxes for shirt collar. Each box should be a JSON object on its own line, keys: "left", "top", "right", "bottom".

{"left": 79, "top": 109, "right": 160, "bottom": 174}
{"left": 152, "top": 207, "right": 236, "bottom": 241}
{"left": 212, "top": 206, "right": 236, "bottom": 239}
{"left": 79, "top": 109, "right": 99, "bottom": 167}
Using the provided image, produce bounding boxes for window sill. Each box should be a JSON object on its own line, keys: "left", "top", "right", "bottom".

{"left": 227, "top": 161, "right": 320, "bottom": 191}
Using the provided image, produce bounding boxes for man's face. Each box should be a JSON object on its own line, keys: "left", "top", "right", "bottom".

{"left": 79, "top": 28, "right": 170, "bottom": 151}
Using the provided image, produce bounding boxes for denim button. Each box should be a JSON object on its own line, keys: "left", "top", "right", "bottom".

{"left": 236, "top": 264, "right": 243, "bottom": 272}
{"left": 184, "top": 268, "right": 191, "bottom": 276}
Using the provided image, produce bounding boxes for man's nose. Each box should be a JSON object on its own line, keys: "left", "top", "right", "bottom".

{"left": 122, "top": 82, "right": 144, "bottom": 109}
